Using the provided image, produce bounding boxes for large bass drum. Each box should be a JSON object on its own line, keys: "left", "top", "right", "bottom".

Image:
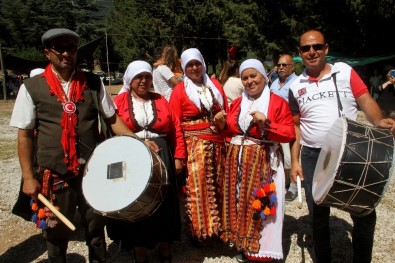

{"left": 82, "top": 136, "right": 168, "bottom": 222}
{"left": 313, "top": 117, "right": 394, "bottom": 216}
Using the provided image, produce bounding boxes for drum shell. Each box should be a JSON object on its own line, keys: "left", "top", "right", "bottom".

{"left": 82, "top": 136, "right": 168, "bottom": 222}
{"left": 313, "top": 117, "right": 394, "bottom": 217}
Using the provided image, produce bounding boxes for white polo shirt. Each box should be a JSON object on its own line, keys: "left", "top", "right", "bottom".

{"left": 289, "top": 62, "right": 368, "bottom": 148}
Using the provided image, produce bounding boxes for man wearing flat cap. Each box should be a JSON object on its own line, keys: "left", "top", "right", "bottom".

{"left": 10, "top": 28, "right": 139, "bottom": 262}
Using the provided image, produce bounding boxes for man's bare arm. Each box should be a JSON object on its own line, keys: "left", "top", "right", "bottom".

{"left": 18, "top": 129, "right": 40, "bottom": 199}
{"left": 290, "top": 114, "right": 304, "bottom": 181}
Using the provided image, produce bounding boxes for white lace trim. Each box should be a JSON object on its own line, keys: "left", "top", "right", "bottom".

{"left": 184, "top": 74, "right": 224, "bottom": 110}
{"left": 196, "top": 84, "right": 213, "bottom": 111}
{"left": 238, "top": 85, "right": 270, "bottom": 133}
{"left": 131, "top": 95, "right": 154, "bottom": 139}
{"left": 245, "top": 250, "right": 283, "bottom": 260}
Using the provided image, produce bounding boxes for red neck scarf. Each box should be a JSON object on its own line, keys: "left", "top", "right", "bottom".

{"left": 43, "top": 65, "right": 87, "bottom": 174}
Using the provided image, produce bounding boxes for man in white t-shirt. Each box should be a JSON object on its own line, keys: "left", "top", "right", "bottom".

{"left": 289, "top": 29, "right": 395, "bottom": 263}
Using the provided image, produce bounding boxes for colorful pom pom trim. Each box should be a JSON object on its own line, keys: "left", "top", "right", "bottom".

{"left": 30, "top": 199, "right": 59, "bottom": 229}
{"left": 252, "top": 182, "right": 277, "bottom": 221}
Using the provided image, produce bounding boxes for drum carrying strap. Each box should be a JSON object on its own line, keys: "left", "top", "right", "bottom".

{"left": 332, "top": 72, "right": 345, "bottom": 118}
{"left": 89, "top": 83, "right": 113, "bottom": 140}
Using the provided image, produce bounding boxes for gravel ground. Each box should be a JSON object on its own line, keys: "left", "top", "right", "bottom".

{"left": 1, "top": 92, "right": 394, "bottom": 262}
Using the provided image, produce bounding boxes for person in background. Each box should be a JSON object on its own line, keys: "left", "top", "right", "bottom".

{"left": 269, "top": 54, "right": 298, "bottom": 202}
{"left": 173, "top": 58, "right": 184, "bottom": 80}
{"left": 219, "top": 59, "right": 244, "bottom": 105}
{"left": 169, "top": 48, "right": 228, "bottom": 246}
{"left": 9, "top": 28, "right": 140, "bottom": 262}
{"left": 153, "top": 45, "right": 182, "bottom": 101}
{"left": 268, "top": 65, "right": 278, "bottom": 85}
{"left": 378, "top": 65, "right": 395, "bottom": 96}
{"left": 289, "top": 29, "right": 395, "bottom": 263}
{"left": 107, "top": 60, "right": 185, "bottom": 263}
{"left": 369, "top": 67, "right": 382, "bottom": 100}
{"left": 214, "top": 58, "right": 295, "bottom": 262}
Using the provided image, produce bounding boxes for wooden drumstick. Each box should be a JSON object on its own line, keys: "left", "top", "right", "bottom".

{"left": 38, "top": 193, "right": 76, "bottom": 231}
{"left": 297, "top": 176, "right": 303, "bottom": 209}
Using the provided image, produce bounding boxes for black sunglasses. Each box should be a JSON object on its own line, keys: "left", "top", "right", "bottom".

{"left": 50, "top": 44, "right": 78, "bottom": 54}
{"left": 277, "top": 63, "right": 293, "bottom": 67}
{"left": 299, "top": 44, "right": 325, "bottom": 53}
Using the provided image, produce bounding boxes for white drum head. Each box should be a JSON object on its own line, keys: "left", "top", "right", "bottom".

{"left": 313, "top": 117, "right": 347, "bottom": 203}
{"left": 82, "top": 136, "right": 152, "bottom": 213}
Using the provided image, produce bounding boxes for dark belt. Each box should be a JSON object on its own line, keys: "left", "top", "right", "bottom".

{"left": 302, "top": 145, "right": 322, "bottom": 152}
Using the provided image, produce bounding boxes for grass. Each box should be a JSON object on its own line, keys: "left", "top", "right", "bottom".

{"left": 0, "top": 140, "right": 17, "bottom": 160}
{"left": 0, "top": 100, "right": 15, "bottom": 117}
{"left": 0, "top": 100, "right": 17, "bottom": 160}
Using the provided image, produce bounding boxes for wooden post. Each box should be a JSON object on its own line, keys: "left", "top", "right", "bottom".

{"left": 0, "top": 42, "right": 7, "bottom": 100}
{"left": 105, "top": 30, "right": 111, "bottom": 95}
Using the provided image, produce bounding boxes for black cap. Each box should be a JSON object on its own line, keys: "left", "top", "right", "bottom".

{"left": 41, "top": 28, "right": 79, "bottom": 47}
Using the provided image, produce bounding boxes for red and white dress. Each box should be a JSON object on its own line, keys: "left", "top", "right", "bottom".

{"left": 169, "top": 77, "right": 228, "bottom": 240}
{"left": 220, "top": 87, "right": 295, "bottom": 261}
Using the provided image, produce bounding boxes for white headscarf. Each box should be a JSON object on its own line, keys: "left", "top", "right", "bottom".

{"left": 238, "top": 59, "right": 271, "bottom": 132}
{"left": 30, "top": 68, "right": 45, "bottom": 78}
{"left": 118, "top": 60, "right": 152, "bottom": 94}
{"left": 180, "top": 48, "right": 224, "bottom": 110}
{"left": 239, "top": 58, "right": 269, "bottom": 82}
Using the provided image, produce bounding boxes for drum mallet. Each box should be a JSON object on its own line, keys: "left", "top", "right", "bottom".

{"left": 296, "top": 175, "right": 302, "bottom": 209}
{"left": 38, "top": 193, "right": 76, "bottom": 231}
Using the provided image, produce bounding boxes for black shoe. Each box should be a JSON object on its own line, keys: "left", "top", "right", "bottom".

{"left": 285, "top": 190, "right": 297, "bottom": 202}
{"left": 235, "top": 252, "right": 249, "bottom": 263}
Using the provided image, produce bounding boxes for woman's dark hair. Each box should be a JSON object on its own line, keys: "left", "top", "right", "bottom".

{"left": 219, "top": 59, "right": 239, "bottom": 85}
{"left": 382, "top": 65, "right": 394, "bottom": 76}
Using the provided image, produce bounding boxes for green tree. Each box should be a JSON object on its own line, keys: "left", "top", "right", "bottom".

{"left": 1, "top": 0, "right": 394, "bottom": 74}
{"left": 0, "top": 0, "right": 104, "bottom": 60}
{"left": 106, "top": 0, "right": 229, "bottom": 72}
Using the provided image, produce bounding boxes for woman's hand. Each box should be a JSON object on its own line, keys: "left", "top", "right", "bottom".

{"left": 213, "top": 110, "right": 227, "bottom": 130}
{"left": 175, "top": 159, "right": 184, "bottom": 174}
{"left": 381, "top": 78, "right": 394, "bottom": 90}
{"left": 144, "top": 139, "right": 160, "bottom": 153}
{"left": 250, "top": 111, "right": 267, "bottom": 125}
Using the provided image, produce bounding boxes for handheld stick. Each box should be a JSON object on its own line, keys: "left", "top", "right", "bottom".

{"left": 297, "top": 176, "right": 302, "bottom": 209}
{"left": 38, "top": 193, "right": 76, "bottom": 231}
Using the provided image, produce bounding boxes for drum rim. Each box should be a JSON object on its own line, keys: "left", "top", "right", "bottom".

{"left": 313, "top": 117, "right": 348, "bottom": 203}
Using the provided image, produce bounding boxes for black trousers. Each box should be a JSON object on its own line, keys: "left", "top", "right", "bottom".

{"left": 44, "top": 176, "right": 107, "bottom": 263}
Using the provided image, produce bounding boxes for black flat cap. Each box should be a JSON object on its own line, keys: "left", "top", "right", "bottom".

{"left": 41, "top": 28, "right": 80, "bottom": 46}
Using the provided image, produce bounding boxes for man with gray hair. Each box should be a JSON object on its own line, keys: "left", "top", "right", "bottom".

{"left": 270, "top": 54, "right": 298, "bottom": 201}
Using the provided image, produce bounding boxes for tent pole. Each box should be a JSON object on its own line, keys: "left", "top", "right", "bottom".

{"left": 105, "top": 30, "right": 111, "bottom": 95}
{"left": 0, "top": 42, "right": 7, "bottom": 100}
